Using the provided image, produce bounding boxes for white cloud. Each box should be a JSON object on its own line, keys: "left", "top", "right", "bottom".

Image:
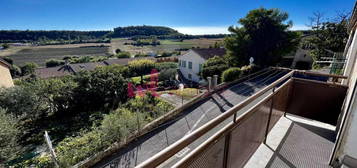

{"left": 172, "top": 26, "right": 230, "bottom": 35}
{"left": 173, "top": 25, "right": 311, "bottom": 35}
{"left": 291, "top": 25, "right": 310, "bottom": 30}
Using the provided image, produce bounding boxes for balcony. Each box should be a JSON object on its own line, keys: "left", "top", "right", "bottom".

{"left": 135, "top": 69, "right": 348, "bottom": 168}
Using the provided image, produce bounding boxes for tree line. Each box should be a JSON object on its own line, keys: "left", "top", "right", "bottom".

{"left": 0, "top": 26, "right": 227, "bottom": 43}
{"left": 0, "top": 30, "right": 111, "bottom": 43}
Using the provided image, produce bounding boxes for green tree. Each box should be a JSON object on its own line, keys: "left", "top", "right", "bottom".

{"left": 0, "top": 108, "right": 21, "bottom": 163}
{"left": 128, "top": 59, "right": 156, "bottom": 84}
{"left": 3, "top": 57, "right": 13, "bottom": 64}
{"left": 9, "top": 65, "right": 21, "bottom": 78}
{"left": 307, "top": 12, "right": 349, "bottom": 67}
{"left": 20, "top": 62, "right": 38, "bottom": 76}
{"left": 159, "top": 68, "right": 177, "bottom": 82}
{"left": 201, "top": 56, "right": 229, "bottom": 81}
{"left": 225, "top": 8, "right": 300, "bottom": 67}
{"left": 1, "top": 43, "right": 9, "bottom": 49}
{"left": 116, "top": 51, "right": 131, "bottom": 58}
{"left": 115, "top": 48, "right": 121, "bottom": 54}
{"left": 46, "top": 59, "right": 65, "bottom": 67}
{"left": 73, "top": 65, "right": 129, "bottom": 110}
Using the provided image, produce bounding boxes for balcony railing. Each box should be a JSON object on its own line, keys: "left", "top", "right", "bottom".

{"left": 135, "top": 69, "right": 347, "bottom": 168}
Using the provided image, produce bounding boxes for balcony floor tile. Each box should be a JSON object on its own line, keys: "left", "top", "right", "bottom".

{"left": 245, "top": 114, "right": 336, "bottom": 168}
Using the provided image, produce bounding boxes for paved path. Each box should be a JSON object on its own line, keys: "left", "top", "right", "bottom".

{"left": 159, "top": 93, "right": 188, "bottom": 107}
{"left": 94, "top": 69, "right": 288, "bottom": 168}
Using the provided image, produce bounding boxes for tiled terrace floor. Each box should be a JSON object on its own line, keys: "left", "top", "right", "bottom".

{"left": 245, "top": 114, "right": 336, "bottom": 168}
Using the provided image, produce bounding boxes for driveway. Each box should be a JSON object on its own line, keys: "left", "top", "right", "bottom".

{"left": 93, "top": 69, "right": 288, "bottom": 168}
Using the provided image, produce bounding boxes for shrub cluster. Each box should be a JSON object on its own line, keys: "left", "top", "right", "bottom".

{"left": 221, "top": 64, "right": 261, "bottom": 82}
{"left": 56, "top": 94, "right": 173, "bottom": 166}
{"left": 221, "top": 67, "right": 241, "bottom": 82}
{"left": 0, "top": 65, "right": 130, "bottom": 166}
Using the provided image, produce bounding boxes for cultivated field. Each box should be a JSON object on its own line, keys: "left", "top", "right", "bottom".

{"left": 0, "top": 43, "right": 110, "bottom": 66}
{"left": 110, "top": 38, "right": 224, "bottom": 55}
{"left": 0, "top": 38, "right": 223, "bottom": 67}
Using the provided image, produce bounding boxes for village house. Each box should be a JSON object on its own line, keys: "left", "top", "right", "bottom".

{"left": 0, "top": 58, "right": 14, "bottom": 87}
{"left": 178, "top": 48, "right": 226, "bottom": 83}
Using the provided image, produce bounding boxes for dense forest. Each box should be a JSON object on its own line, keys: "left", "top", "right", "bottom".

{"left": 0, "top": 30, "right": 111, "bottom": 42}
{"left": 0, "top": 26, "right": 228, "bottom": 43}
{"left": 112, "top": 25, "right": 181, "bottom": 37}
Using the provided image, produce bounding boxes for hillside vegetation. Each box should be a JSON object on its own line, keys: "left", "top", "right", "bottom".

{"left": 112, "top": 25, "right": 181, "bottom": 37}
{"left": 0, "top": 30, "right": 110, "bottom": 43}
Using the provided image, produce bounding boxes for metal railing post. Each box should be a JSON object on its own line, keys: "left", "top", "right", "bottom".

{"left": 223, "top": 132, "right": 232, "bottom": 168}
{"left": 264, "top": 87, "right": 275, "bottom": 144}
{"left": 233, "top": 113, "right": 237, "bottom": 123}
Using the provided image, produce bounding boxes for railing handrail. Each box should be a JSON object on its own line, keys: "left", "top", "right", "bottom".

{"left": 135, "top": 70, "right": 294, "bottom": 168}
{"left": 172, "top": 79, "right": 293, "bottom": 168}
{"left": 272, "top": 67, "right": 348, "bottom": 79}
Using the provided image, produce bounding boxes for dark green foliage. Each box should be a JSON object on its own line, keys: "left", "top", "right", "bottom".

{"left": 128, "top": 59, "right": 156, "bottom": 84}
{"left": 0, "top": 64, "right": 131, "bottom": 164}
{"left": 225, "top": 8, "right": 300, "bottom": 67}
{"left": 222, "top": 67, "right": 241, "bottom": 82}
{"left": 131, "top": 38, "right": 160, "bottom": 46}
{"left": 201, "top": 56, "right": 229, "bottom": 81}
{"left": 0, "top": 86, "right": 48, "bottom": 120}
{"left": 112, "top": 26, "right": 180, "bottom": 37}
{"left": 2, "top": 57, "right": 22, "bottom": 78}
{"left": 9, "top": 65, "right": 21, "bottom": 78}
{"left": 66, "top": 55, "right": 109, "bottom": 64}
{"left": 3, "top": 57, "right": 13, "bottom": 64}
{"left": 46, "top": 59, "right": 65, "bottom": 67}
{"left": 134, "top": 53, "right": 149, "bottom": 57}
{"left": 307, "top": 18, "right": 348, "bottom": 66}
{"left": 73, "top": 65, "right": 129, "bottom": 111}
{"left": 155, "top": 62, "right": 178, "bottom": 71}
{"left": 1, "top": 43, "right": 9, "bottom": 49}
{"left": 0, "top": 30, "right": 110, "bottom": 42}
{"left": 56, "top": 94, "right": 173, "bottom": 166}
{"left": 115, "top": 48, "right": 121, "bottom": 54}
{"left": 159, "top": 68, "right": 177, "bottom": 82}
{"left": 0, "top": 108, "right": 21, "bottom": 163}
{"left": 20, "top": 62, "right": 38, "bottom": 76}
{"left": 115, "top": 52, "right": 131, "bottom": 58}
{"left": 240, "top": 64, "right": 261, "bottom": 76}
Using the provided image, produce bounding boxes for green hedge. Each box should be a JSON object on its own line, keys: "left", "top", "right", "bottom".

{"left": 221, "top": 64, "right": 261, "bottom": 83}
{"left": 221, "top": 67, "right": 241, "bottom": 82}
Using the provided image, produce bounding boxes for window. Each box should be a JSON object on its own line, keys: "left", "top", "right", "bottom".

{"left": 188, "top": 73, "right": 192, "bottom": 79}
{"left": 188, "top": 61, "right": 192, "bottom": 69}
{"left": 179, "top": 60, "right": 181, "bottom": 66}
{"left": 199, "top": 64, "right": 203, "bottom": 72}
{"left": 182, "top": 60, "right": 187, "bottom": 68}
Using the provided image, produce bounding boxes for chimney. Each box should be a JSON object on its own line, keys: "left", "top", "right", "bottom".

{"left": 207, "top": 77, "right": 212, "bottom": 91}
{"left": 213, "top": 75, "right": 218, "bottom": 88}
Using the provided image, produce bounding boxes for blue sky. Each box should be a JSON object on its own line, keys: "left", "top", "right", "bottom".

{"left": 0, "top": 0, "right": 355, "bottom": 34}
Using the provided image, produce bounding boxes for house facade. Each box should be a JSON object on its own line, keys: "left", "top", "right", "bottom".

{"left": 178, "top": 48, "right": 226, "bottom": 83}
{"left": 0, "top": 58, "right": 14, "bottom": 88}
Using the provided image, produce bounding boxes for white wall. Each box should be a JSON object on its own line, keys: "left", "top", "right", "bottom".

{"left": 178, "top": 50, "right": 206, "bottom": 83}
{"left": 333, "top": 27, "right": 357, "bottom": 166}
{"left": 0, "top": 64, "right": 14, "bottom": 88}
